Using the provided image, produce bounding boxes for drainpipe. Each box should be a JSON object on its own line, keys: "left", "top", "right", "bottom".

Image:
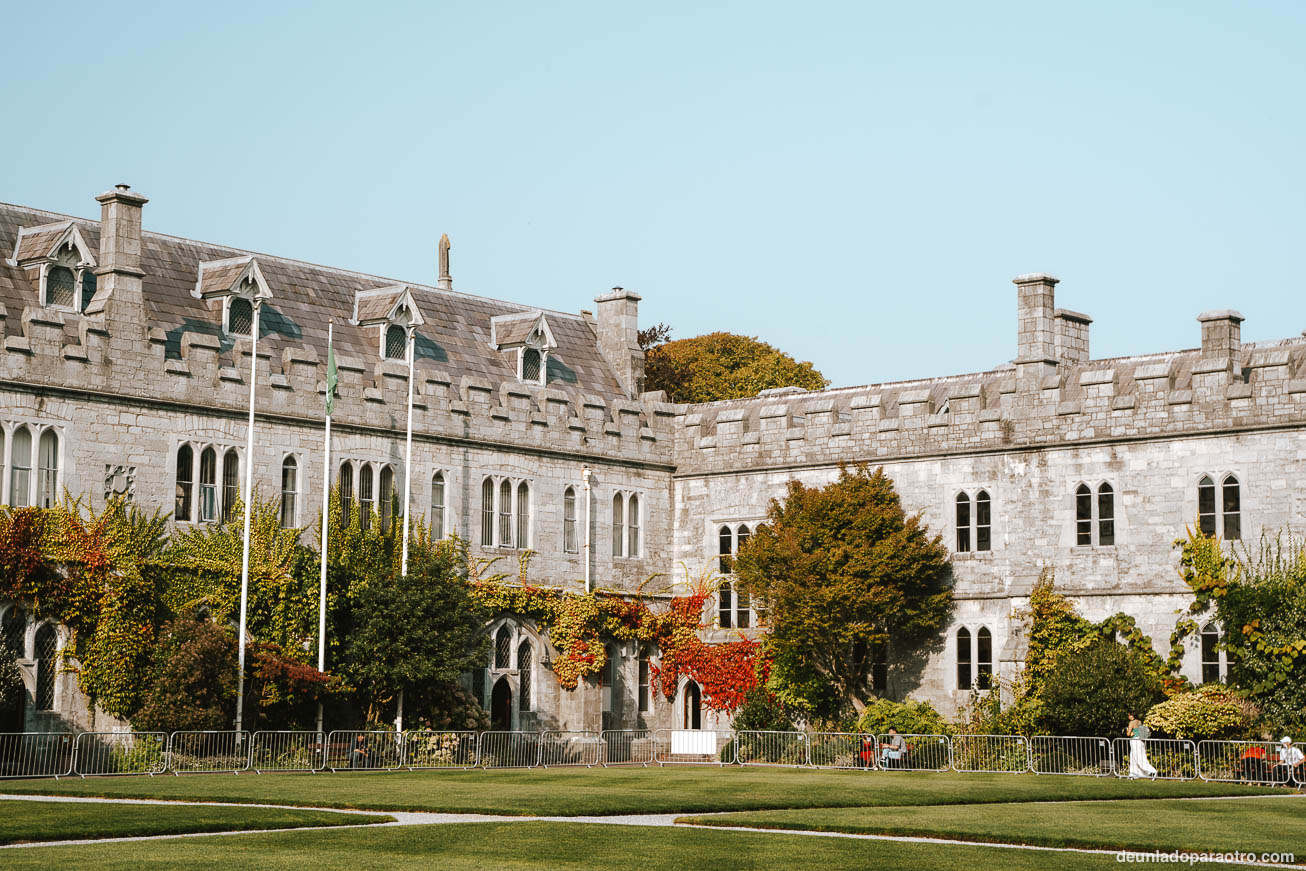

{"left": 582, "top": 467, "right": 592, "bottom": 593}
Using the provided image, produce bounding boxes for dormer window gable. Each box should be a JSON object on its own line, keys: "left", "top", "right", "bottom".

{"left": 351, "top": 285, "right": 426, "bottom": 363}
{"left": 489, "top": 311, "right": 557, "bottom": 386}
{"left": 8, "top": 222, "right": 99, "bottom": 312}
{"left": 192, "top": 256, "right": 274, "bottom": 338}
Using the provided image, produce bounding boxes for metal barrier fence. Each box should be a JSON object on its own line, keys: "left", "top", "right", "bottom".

{"left": 734, "top": 730, "right": 810, "bottom": 767}
{"left": 166, "top": 731, "right": 250, "bottom": 774}
{"left": 1030, "top": 736, "right": 1115, "bottom": 776}
{"left": 601, "top": 729, "right": 654, "bottom": 766}
{"left": 653, "top": 729, "right": 735, "bottom": 765}
{"left": 73, "top": 731, "right": 168, "bottom": 777}
{"left": 325, "top": 730, "right": 405, "bottom": 772}
{"left": 1197, "top": 740, "right": 1292, "bottom": 786}
{"left": 952, "top": 734, "right": 1030, "bottom": 774}
{"left": 404, "top": 730, "right": 479, "bottom": 769}
{"left": 0, "top": 732, "right": 74, "bottom": 779}
{"left": 250, "top": 731, "right": 324, "bottom": 773}
{"left": 540, "top": 731, "right": 601, "bottom": 767}
{"left": 1114, "top": 737, "right": 1197, "bottom": 780}
{"left": 478, "top": 731, "right": 541, "bottom": 768}
{"left": 877, "top": 733, "right": 951, "bottom": 771}
{"left": 809, "top": 732, "right": 877, "bottom": 770}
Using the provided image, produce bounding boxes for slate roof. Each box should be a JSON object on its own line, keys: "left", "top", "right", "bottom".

{"left": 0, "top": 202, "right": 627, "bottom": 400}
{"left": 10, "top": 222, "right": 73, "bottom": 263}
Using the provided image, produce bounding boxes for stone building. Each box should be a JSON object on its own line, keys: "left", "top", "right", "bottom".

{"left": 1, "top": 186, "right": 1303, "bottom": 733}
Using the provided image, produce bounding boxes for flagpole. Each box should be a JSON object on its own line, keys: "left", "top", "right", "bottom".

{"left": 316, "top": 322, "right": 333, "bottom": 737}
{"left": 234, "top": 299, "right": 261, "bottom": 738}
{"left": 395, "top": 325, "right": 415, "bottom": 734}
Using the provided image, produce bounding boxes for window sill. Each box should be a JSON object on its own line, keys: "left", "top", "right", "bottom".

{"left": 952, "top": 550, "right": 995, "bottom": 559}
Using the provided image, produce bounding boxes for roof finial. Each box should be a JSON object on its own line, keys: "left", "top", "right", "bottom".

{"left": 437, "top": 233, "right": 452, "bottom": 290}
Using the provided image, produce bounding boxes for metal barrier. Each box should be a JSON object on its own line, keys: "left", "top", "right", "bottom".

{"left": 734, "top": 730, "right": 810, "bottom": 767}
{"left": 877, "top": 733, "right": 951, "bottom": 771}
{"left": 539, "top": 731, "right": 601, "bottom": 767}
{"left": 73, "top": 731, "right": 168, "bottom": 777}
{"left": 478, "top": 731, "right": 541, "bottom": 768}
{"left": 404, "top": 730, "right": 479, "bottom": 769}
{"left": 952, "top": 734, "right": 1030, "bottom": 773}
{"left": 1029, "top": 736, "right": 1114, "bottom": 776}
{"left": 0, "top": 732, "right": 75, "bottom": 779}
{"left": 653, "top": 729, "right": 735, "bottom": 765}
{"left": 166, "top": 731, "right": 250, "bottom": 774}
{"left": 1197, "top": 740, "right": 1292, "bottom": 786}
{"left": 1113, "top": 737, "right": 1197, "bottom": 780}
{"left": 600, "top": 729, "right": 655, "bottom": 766}
{"left": 325, "top": 730, "right": 405, "bottom": 772}
{"left": 809, "top": 732, "right": 877, "bottom": 770}
{"left": 250, "top": 731, "right": 324, "bottom": 773}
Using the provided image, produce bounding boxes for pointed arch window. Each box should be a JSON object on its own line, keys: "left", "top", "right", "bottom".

{"left": 175, "top": 444, "right": 193, "bottom": 522}
{"left": 1201, "top": 623, "right": 1223, "bottom": 684}
{"left": 1198, "top": 475, "right": 1217, "bottom": 537}
{"left": 521, "top": 348, "right": 542, "bottom": 383}
{"left": 718, "top": 582, "right": 733, "bottom": 629}
{"left": 46, "top": 265, "right": 75, "bottom": 308}
{"left": 222, "top": 450, "right": 239, "bottom": 523}
{"left": 280, "top": 456, "right": 298, "bottom": 528}
{"left": 498, "top": 479, "right": 514, "bottom": 547}
{"left": 379, "top": 466, "right": 394, "bottom": 533}
{"left": 481, "top": 478, "right": 495, "bottom": 546}
{"left": 227, "top": 297, "right": 253, "bottom": 336}
{"left": 974, "top": 491, "right": 991, "bottom": 552}
{"left": 518, "top": 641, "right": 533, "bottom": 711}
{"left": 35, "top": 624, "right": 57, "bottom": 711}
{"left": 627, "top": 494, "right": 641, "bottom": 558}
{"left": 339, "top": 462, "right": 354, "bottom": 525}
{"left": 431, "top": 472, "right": 446, "bottom": 538}
{"left": 718, "top": 525, "right": 734, "bottom": 573}
{"left": 1075, "top": 484, "right": 1093, "bottom": 546}
{"left": 955, "top": 492, "right": 971, "bottom": 552}
{"left": 1097, "top": 483, "right": 1115, "bottom": 546}
{"left": 37, "top": 429, "right": 58, "bottom": 509}
{"left": 638, "top": 646, "right": 651, "bottom": 713}
{"left": 563, "top": 486, "right": 578, "bottom": 553}
{"left": 957, "top": 626, "right": 973, "bottom": 690}
{"left": 612, "top": 494, "right": 625, "bottom": 557}
{"left": 1221, "top": 475, "right": 1241, "bottom": 541}
{"left": 197, "top": 447, "right": 217, "bottom": 522}
{"left": 9, "top": 427, "right": 31, "bottom": 508}
{"left": 516, "top": 481, "right": 530, "bottom": 549}
{"left": 359, "top": 465, "right": 374, "bottom": 531}
{"left": 976, "top": 626, "right": 993, "bottom": 690}
{"left": 384, "top": 324, "right": 408, "bottom": 361}
{"left": 495, "top": 625, "right": 512, "bottom": 670}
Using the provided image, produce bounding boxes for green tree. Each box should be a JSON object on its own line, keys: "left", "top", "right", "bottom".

{"left": 342, "top": 542, "right": 489, "bottom": 725}
{"left": 1038, "top": 640, "right": 1165, "bottom": 738}
{"left": 133, "top": 618, "right": 237, "bottom": 733}
{"left": 643, "top": 331, "right": 828, "bottom": 402}
{"left": 733, "top": 464, "right": 953, "bottom": 719}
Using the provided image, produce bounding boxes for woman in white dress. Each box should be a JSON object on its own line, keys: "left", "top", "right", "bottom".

{"left": 1126, "top": 714, "right": 1158, "bottom": 779}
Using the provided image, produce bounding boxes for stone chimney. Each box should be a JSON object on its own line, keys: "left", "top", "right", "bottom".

{"left": 1198, "top": 310, "right": 1243, "bottom": 357}
{"left": 1014, "top": 273, "right": 1059, "bottom": 379}
{"left": 88, "top": 184, "right": 149, "bottom": 345}
{"left": 1054, "top": 309, "right": 1092, "bottom": 364}
{"left": 594, "top": 287, "right": 644, "bottom": 397}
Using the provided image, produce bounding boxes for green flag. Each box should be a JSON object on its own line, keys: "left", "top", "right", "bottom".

{"left": 325, "top": 326, "right": 338, "bottom": 416}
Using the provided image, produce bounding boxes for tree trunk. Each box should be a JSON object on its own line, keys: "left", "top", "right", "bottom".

{"left": 394, "top": 687, "right": 405, "bottom": 732}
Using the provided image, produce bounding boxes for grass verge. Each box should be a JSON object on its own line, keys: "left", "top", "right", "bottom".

{"left": 0, "top": 798, "right": 390, "bottom": 845}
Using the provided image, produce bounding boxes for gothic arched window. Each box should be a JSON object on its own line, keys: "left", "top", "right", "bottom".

{"left": 384, "top": 324, "right": 407, "bottom": 361}
{"left": 222, "top": 450, "right": 240, "bottom": 523}
{"left": 46, "top": 265, "right": 75, "bottom": 308}
{"left": 955, "top": 492, "right": 971, "bottom": 552}
{"left": 957, "top": 626, "right": 973, "bottom": 690}
{"left": 498, "top": 479, "right": 513, "bottom": 547}
{"left": 1097, "top": 482, "right": 1115, "bottom": 546}
{"left": 974, "top": 490, "right": 991, "bottom": 552}
{"left": 976, "top": 626, "right": 993, "bottom": 690}
{"left": 36, "top": 429, "right": 59, "bottom": 509}
{"left": 198, "top": 447, "right": 217, "bottom": 522}
{"left": 280, "top": 456, "right": 298, "bottom": 528}
{"left": 175, "top": 444, "right": 193, "bottom": 522}
{"left": 431, "top": 472, "right": 446, "bottom": 538}
{"left": 227, "top": 297, "right": 253, "bottom": 336}
{"left": 563, "top": 486, "right": 578, "bottom": 554}
{"left": 1221, "top": 474, "right": 1241, "bottom": 541}
{"left": 612, "top": 494, "right": 625, "bottom": 558}
{"left": 516, "top": 481, "right": 530, "bottom": 549}
{"left": 495, "top": 625, "right": 512, "bottom": 670}
{"left": 627, "top": 494, "right": 641, "bottom": 558}
{"left": 1075, "top": 483, "right": 1093, "bottom": 546}
{"left": 359, "top": 465, "right": 374, "bottom": 532}
{"left": 481, "top": 478, "right": 495, "bottom": 546}
{"left": 1198, "top": 475, "right": 1217, "bottom": 537}
{"left": 339, "top": 462, "right": 354, "bottom": 525}
{"left": 379, "top": 466, "right": 394, "bottom": 533}
{"left": 1201, "top": 622, "right": 1223, "bottom": 684}
{"left": 518, "top": 641, "right": 533, "bottom": 711}
{"left": 35, "top": 624, "right": 57, "bottom": 710}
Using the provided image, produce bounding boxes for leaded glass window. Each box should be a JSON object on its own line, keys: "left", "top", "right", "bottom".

{"left": 957, "top": 626, "right": 972, "bottom": 690}
{"left": 955, "top": 492, "right": 971, "bottom": 552}
{"left": 37, "top": 429, "right": 58, "bottom": 509}
{"left": 228, "top": 297, "right": 253, "bottom": 336}
{"left": 46, "top": 265, "right": 75, "bottom": 307}
{"left": 175, "top": 444, "right": 193, "bottom": 521}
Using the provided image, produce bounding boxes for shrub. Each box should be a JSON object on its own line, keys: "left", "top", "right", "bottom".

{"left": 132, "top": 618, "right": 237, "bottom": 733}
{"left": 1038, "top": 640, "right": 1165, "bottom": 738}
{"left": 730, "top": 687, "right": 796, "bottom": 733}
{"left": 1144, "top": 685, "right": 1259, "bottom": 740}
{"left": 856, "top": 697, "right": 949, "bottom": 736}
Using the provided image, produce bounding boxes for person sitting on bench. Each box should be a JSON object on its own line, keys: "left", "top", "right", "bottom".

{"left": 879, "top": 728, "right": 906, "bottom": 768}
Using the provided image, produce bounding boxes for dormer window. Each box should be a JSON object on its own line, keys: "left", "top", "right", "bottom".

{"left": 226, "top": 297, "right": 254, "bottom": 336}
{"left": 384, "top": 324, "right": 408, "bottom": 361}
{"left": 11, "top": 222, "right": 99, "bottom": 313}
{"left": 46, "top": 265, "right": 75, "bottom": 308}
{"left": 489, "top": 311, "right": 556, "bottom": 387}
{"left": 521, "top": 348, "right": 542, "bottom": 383}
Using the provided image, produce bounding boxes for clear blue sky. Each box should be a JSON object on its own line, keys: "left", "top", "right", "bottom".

{"left": 6, "top": 1, "right": 1303, "bottom": 388}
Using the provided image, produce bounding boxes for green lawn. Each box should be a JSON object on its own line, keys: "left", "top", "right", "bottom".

{"left": 0, "top": 799, "right": 390, "bottom": 845}
{"left": 0, "top": 821, "right": 1137, "bottom": 871}
{"left": 680, "top": 795, "right": 1306, "bottom": 857}
{"left": 0, "top": 768, "right": 1280, "bottom": 815}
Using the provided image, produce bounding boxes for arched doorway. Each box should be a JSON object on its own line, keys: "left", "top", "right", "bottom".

{"left": 490, "top": 676, "right": 513, "bottom": 731}
{"left": 681, "top": 681, "right": 701, "bottom": 730}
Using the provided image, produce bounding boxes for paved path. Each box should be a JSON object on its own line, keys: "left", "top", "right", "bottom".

{"left": 1, "top": 792, "right": 1301, "bottom": 868}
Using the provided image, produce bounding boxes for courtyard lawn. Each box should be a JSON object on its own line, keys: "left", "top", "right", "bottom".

{"left": 0, "top": 799, "right": 390, "bottom": 845}
{"left": 679, "top": 794, "right": 1306, "bottom": 857}
{"left": 0, "top": 767, "right": 1281, "bottom": 816}
{"left": 0, "top": 820, "right": 1143, "bottom": 871}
